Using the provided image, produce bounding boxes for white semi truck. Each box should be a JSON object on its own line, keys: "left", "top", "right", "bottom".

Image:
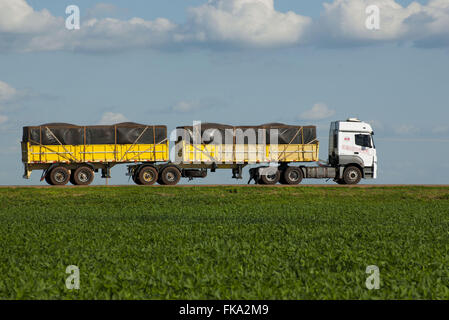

{"left": 325, "top": 118, "right": 377, "bottom": 184}
{"left": 246, "top": 118, "right": 377, "bottom": 185}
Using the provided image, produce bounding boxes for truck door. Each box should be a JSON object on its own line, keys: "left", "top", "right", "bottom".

{"left": 354, "top": 133, "right": 374, "bottom": 167}
{"left": 338, "top": 132, "right": 374, "bottom": 167}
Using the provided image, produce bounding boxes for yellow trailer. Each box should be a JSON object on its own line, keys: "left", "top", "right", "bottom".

{"left": 22, "top": 123, "right": 170, "bottom": 186}
{"left": 174, "top": 123, "right": 319, "bottom": 185}
{"left": 22, "top": 142, "right": 169, "bottom": 164}
{"left": 178, "top": 141, "right": 319, "bottom": 164}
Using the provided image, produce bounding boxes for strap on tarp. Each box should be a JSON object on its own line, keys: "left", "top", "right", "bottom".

{"left": 44, "top": 127, "right": 78, "bottom": 162}
{"left": 277, "top": 127, "right": 302, "bottom": 161}
{"left": 119, "top": 126, "right": 150, "bottom": 162}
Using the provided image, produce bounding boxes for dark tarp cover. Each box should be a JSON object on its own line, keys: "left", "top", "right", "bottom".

{"left": 116, "top": 124, "right": 167, "bottom": 145}
{"left": 176, "top": 123, "right": 317, "bottom": 145}
{"left": 176, "top": 123, "right": 235, "bottom": 144}
{"left": 23, "top": 123, "right": 167, "bottom": 146}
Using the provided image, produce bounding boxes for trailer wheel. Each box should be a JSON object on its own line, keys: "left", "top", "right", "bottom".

{"left": 73, "top": 166, "right": 95, "bottom": 186}
{"left": 260, "top": 169, "right": 280, "bottom": 185}
{"left": 283, "top": 167, "right": 303, "bottom": 185}
{"left": 132, "top": 174, "right": 143, "bottom": 185}
{"left": 343, "top": 166, "right": 362, "bottom": 185}
{"left": 138, "top": 166, "right": 158, "bottom": 185}
{"left": 49, "top": 166, "right": 70, "bottom": 186}
{"left": 159, "top": 166, "right": 181, "bottom": 186}
{"left": 45, "top": 172, "right": 54, "bottom": 185}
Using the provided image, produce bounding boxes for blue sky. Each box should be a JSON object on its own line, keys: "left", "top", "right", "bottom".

{"left": 0, "top": 0, "right": 448, "bottom": 185}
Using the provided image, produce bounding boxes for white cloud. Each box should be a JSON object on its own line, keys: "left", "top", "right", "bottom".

{"left": 315, "top": 0, "right": 449, "bottom": 47}
{"left": 172, "top": 101, "right": 198, "bottom": 113}
{"left": 0, "top": 0, "right": 60, "bottom": 33}
{"left": 405, "top": 0, "right": 449, "bottom": 48}
{"left": 98, "top": 112, "right": 128, "bottom": 125}
{"left": 369, "top": 123, "right": 449, "bottom": 138}
{"left": 86, "top": 3, "right": 124, "bottom": 19}
{"left": 394, "top": 124, "right": 419, "bottom": 135}
{"left": 0, "top": 114, "right": 8, "bottom": 124}
{"left": 171, "top": 100, "right": 206, "bottom": 113}
{"left": 366, "top": 119, "right": 384, "bottom": 131}
{"left": 181, "top": 0, "right": 312, "bottom": 48}
{"left": 432, "top": 125, "right": 449, "bottom": 134}
{"left": 26, "top": 17, "right": 177, "bottom": 53}
{"left": 0, "top": 0, "right": 176, "bottom": 53}
{"left": 300, "top": 103, "right": 336, "bottom": 120}
{"left": 0, "top": 0, "right": 449, "bottom": 52}
{"left": 169, "top": 98, "right": 225, "bottom": 113}
{"left": 0, "top": 80, "right": 18, "bottom": 103}
{"left": 315, "top": 0, "right": 417, "bottom": 44}
{"left": 0, "top": 80, "right": 36, "bottom": 112}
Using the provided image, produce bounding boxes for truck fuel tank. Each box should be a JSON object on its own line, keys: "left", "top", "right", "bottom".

{"left": 305, "top": 167, "right": 337, "bottom": 179}
{"left": 182, "top": 169, "right": 208, "bottom": 179}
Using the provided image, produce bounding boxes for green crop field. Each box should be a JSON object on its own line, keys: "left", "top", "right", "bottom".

{"left": 0, "top": 186, "right": 448, "bottom": 300}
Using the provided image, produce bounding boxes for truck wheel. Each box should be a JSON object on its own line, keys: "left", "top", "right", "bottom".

{"left": 283, "top": 167, "right": 303, "bottom": 185}
{"left": 159, "top": 166, "right": 181, "bottom": 186}
{"left": 138, "top": 166, "right": 158, "bottom": 185}
{"left": 260, "top": 169, "right": 280, "bottom": 185}
{"left": 49, "top": 166, "right": 70, "bottom": 186}
{"left": 132, "top": 174, "right": 143, "bottom": 185}
{"left": 343, "top": 166, "right": 362, "bottom": 185}
{"left": 256, "top": 175, "right": 266, "bottom": 185}
{"left": 73, "top": 166, "right": 95, "bottom": 186}
{"left": 45, "top": 172, "right": 54, "bottom": 185}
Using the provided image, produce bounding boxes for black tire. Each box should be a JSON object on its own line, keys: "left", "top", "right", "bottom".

{"left": 132, "top": 174, "right": 143, "bottom": 185}
{"left": 45, "top": 172, "right": 54, "bottom": 185}
{"left": 49, "top": 166, "right": 70, "bottom": 186}
{"left": 159, "top": 166, "right": 181, "bottom": 186}
{"left": 73, "top": 166, "right": 95, "bottom": 186}
{"left": 138, "top": 166, "right": 158, "bottom": 186}
{"left": 260, "top": 168, "right": 280, "bottom": 185}
{"left": 343, "top": 166, "right": 362, "bottom": 185}
{"left": 283, "top": 167, "right": 303, "bottom": 185}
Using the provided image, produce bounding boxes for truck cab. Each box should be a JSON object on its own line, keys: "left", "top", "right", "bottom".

{"left": 328, "top": 118, "right": 377, "bottom": 184}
